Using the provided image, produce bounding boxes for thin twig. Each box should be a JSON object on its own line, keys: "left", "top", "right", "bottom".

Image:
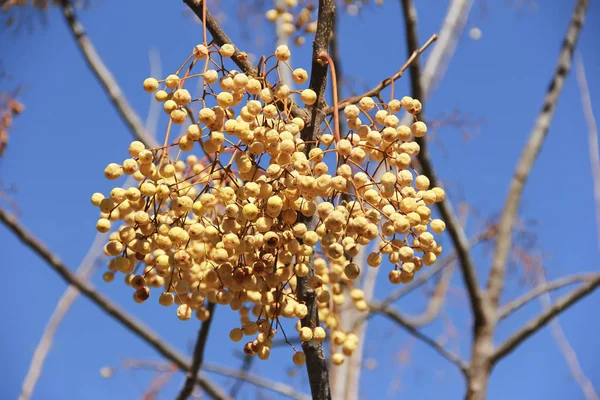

{"left": 325, "top": 34, "right": 437, "bottom": 114}
{"left": 497, "top": 273, "right": 599, "bottom": 321}
{"left": 175, "top": 302, "right": 216, "bottom": 400}
{"left": 0, "top": 207, "right": 230, "bottom": 400}
{"left": 379, "top": 229, "right": 493, "bottom": 308}
{"left": 575, "top": 54, "right": 600, "bottom": 252}
{"left": 59, "top": 0, "right": 157, "bottom": 147}
{"left": 492, "top": 273, "right": 600, "bottom": 364}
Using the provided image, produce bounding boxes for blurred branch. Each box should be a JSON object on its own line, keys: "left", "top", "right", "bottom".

{"left": 203, "top": 363, "right": 311, "bottom": 400}
{"left": 228, "top": 355, "right": 253, "bottom": 397}
{"left": 175, "top": 302, "right": 216, "bottom": 400}
{"left": 575, "top": 54, "right": 600, "bottom": 252}
{"left": 369, "top": 265, "right": 452, "bottom": 327}
{"left": 486, "top": 0, "right": 588, "bottom": 308}
{"left": 325, "top": 33, "right": 437, "bottom": 114}
{"left": 126, "top": 359, "right": 310, "bottom": 400}
{"left": 537, "top": 269, "right": 599, "bottom": 400}
{"left": 0, "top": 207, "right": 230, "bottom": 400}
{"left": 492, "top": 273, "right": 600, "bottom": 364}
{"left": 370, "top": 302, "right": 468, "bottom": 373}
{"left": 497, "top": 273, "right": 599, "bottom": 321}
{"left": 59, "top": 0, "right": 158, "bottom": 147}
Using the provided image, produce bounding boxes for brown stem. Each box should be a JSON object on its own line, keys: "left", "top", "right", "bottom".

{"left": 295, "top": 1, "right": 335, "bottom": 399}
{"left": 175, "top": 302, "right": 216, "bottom": 400}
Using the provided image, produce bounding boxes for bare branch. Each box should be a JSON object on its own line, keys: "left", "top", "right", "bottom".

{"left": 203, "top": 363, "right": 311, "bottom": 400}
{"left": 59, "top": 0, "right": 158, "bottom": 147}
{"left": 0, "top": 207, "right": 230, "bottom": 400}
{"left": 369, "top": 301, "right": 468, "bottom": 373}
{"left": 175, "top": 302, "right": 216, "bottom": 400}
{"left": 325, "top": 33, "right": 437, "bottom": 114}
{"left": 492, "top": 273, "right": 600, "bottom": 364}
{"left": 486, "top": 0, "right": 589, "bottom": 308}
{"left": 498, "top": 273, "right": 599, "bottom": 321}
{"left": 575, "top": 55, "right": 600, "bottom": 252}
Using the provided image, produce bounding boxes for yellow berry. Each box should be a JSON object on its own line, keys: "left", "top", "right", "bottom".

{"left": 292, "top": 351, "right": 306, "bottom": 365}
{"left": 143, "top": 77, "right": 159, "bottom": 93}
{"left": 165, "top": 74, "right": 180, "bottom": 89}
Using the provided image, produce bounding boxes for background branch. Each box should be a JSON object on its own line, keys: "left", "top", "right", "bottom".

{"left": 575, "top": 54, "right": 600, "bottom": 252}
{"left": 175, "top": 302, "right": 216, "bottom": 400}
{"left": 370, "top": 302, "right": 468, "bottom": 373}
{"left": 59, "top": 0, "right": 157, "bottom": 147}
{"left": 536, "top": 269, "right": 599, "bottom": 400}
{"left": 486, "top": 0, "right": 589, "bottom": 308}
{"left": 497, "top": 273, "right": 599, "bottom": 321}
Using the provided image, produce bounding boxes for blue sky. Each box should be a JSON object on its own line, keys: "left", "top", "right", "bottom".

{"left": 1, "top": 0, "right": 599, "bottom": 399}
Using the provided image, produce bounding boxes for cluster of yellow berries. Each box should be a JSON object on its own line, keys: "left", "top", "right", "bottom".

{"left": 91, "top": 40, "right": 444, "bottom": 366}
{"left": 265, "top": 0, "right": 383, "bottom": 46}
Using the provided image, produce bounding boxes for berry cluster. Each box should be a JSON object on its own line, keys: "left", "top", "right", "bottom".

{"left": 265, "top": 0, "right": 383, "bottom": 46}
{"left": 91, "top": 41, "right": 444, "bottom": 366}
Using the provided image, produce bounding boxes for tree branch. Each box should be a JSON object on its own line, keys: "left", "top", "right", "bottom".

{"left": 486, "top": 0, "right": 589, "bottom": 308}
{"left": 497, "top": 273, "right": 599, "bottom": 321}
{"left": 175, "top": 302, "right": 216, "bottom": 400}
{"left": 0, "top": 207, "right": 230, "bottom": 400}
{"left": 59, "top": 0, "right": 157, "bottom": 147}
{"left": 295, "top": 2, "right": 335, "bottom": 399}
{"left": 370, "top": 302, "right": 468, "bottom": 374}
{"left": 492, "top": 274, "right": 600, "bottom": 364}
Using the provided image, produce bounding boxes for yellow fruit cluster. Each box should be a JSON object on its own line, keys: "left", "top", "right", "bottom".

{"left": 265, "top": 0, "right": 383, "bottom": 46}
{"left": 91, "top": 41, "right": 443, "bottom": 366}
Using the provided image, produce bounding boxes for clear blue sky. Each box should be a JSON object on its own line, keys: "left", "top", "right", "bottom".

{"left": 1, "top": 0, "right": 599, "bottom": 399}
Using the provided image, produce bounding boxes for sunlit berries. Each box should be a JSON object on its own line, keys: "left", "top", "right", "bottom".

{"left": 93, "top": 41, "right": 442, "bottom": 368}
